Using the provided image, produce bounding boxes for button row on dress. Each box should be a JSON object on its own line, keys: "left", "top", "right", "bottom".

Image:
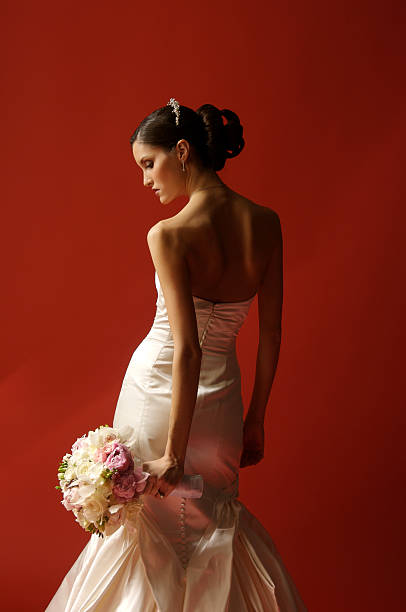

{"left": 199, "top": 303, "right": 215, "bottom": 347}
{"left": 178, "top": 497, "right": 188, "bottom": 568}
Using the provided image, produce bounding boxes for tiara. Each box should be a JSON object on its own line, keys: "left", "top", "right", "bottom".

{"left": 167, "top": 97, "right": 180, "bottom": 126}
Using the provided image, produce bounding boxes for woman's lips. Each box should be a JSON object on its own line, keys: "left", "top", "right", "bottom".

{"left": 154, "top": 189, "right": 160, "bottom": 196}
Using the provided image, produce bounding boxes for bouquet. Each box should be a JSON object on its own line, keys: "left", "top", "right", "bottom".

{"left": 56, "top": 424, "right": 203, "bottom": 538}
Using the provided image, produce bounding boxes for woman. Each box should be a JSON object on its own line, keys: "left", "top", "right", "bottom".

{"left": 46, "top": 99, "right": 307, "bottom": 611}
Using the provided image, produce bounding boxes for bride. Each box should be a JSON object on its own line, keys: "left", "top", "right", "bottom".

{"left": 46, "top": 98, "right": 307, "bottom": 611}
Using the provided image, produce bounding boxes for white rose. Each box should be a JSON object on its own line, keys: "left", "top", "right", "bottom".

{"left": 76, "top": 482, "right": 96, "bottom": 505}
{"left": 76, "top": 462, "right": 104, "bottom": 485}
{"left": 87, "top": 428, "right": 116, "bottom": 449}
{"left": 72, "top": 448, "right": 92, "bottom": 465}
{"left": 76, "top": 461, "right": 92, "bottom": 477}
{"left": 82, "top": 492, "right": 108, "bottom": 524}
{"left": 100, "top": 427, "right": 117, "bottom": 442}
{"left": 88, "top": 462, "right": 104, "bottom": 482}
{"left": 63, "top": 467, "right": 75, "bottom": 482}
{"left": 74, "top": 508, "right": 88, "bottom": 529}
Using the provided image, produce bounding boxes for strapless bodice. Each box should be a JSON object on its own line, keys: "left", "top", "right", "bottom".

{"left": 147, "top": 271, "right": 255, "bottom": 354}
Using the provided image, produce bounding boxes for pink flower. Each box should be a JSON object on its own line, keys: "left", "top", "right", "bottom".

{"left": 112, "top": 470, "right": 137, "bottom": 501}
{"left": 133, "top": 466, "right": 149, "bottom": 494}
{"left": 62, "top": 487, "right": 82, "bottom": 511}
{"left": 72, "top": 437, "right": 87, "bottom": 453}
{"left": 94, "top": 441, "right": 116, "bottom": 463}
{"left": 104, "top": 441, "right": 134, "bottom": 472}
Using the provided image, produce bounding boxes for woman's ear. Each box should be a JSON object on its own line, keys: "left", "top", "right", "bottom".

{"left": 175, "top": 139, "right": 190, "bottom": 164}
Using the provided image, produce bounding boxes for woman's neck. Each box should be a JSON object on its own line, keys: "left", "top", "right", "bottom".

{"left": 184, "top": 167, "right": 226, "bottom": 199}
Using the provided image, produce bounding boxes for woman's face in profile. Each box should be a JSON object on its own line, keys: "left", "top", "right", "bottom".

{"left": 132, "top": 141, "right": 182, "bottom": 205}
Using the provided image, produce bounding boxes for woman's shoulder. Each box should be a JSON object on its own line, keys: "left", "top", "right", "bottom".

{"left": 243, "top": 196, "right": 280, "bottom": 221}
{"left": 231, "top": 192, "right": 281, "bottom": 235}
{"left": 162, "top": 190, "right": 278, "bottom": 224}
{"left": 147, "top": 193, "right": 281, "bottom": 288}
{"left": 231, "top": 188, "right": 276, "bottom": 213}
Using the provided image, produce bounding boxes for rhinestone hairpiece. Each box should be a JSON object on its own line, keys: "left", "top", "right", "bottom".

{"left": 167, "top": 97, "right": 180, "bottom": 126}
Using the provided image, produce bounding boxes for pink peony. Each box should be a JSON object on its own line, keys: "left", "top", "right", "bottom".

{"left": 104, "top": 441, "right": 134, "bottom": 472}
{"left": 112, "top": 469, "right": 137, "bottom": 501}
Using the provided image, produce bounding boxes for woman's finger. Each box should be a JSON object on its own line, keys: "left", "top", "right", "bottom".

{"left": 149, "top": 479, "right": 158, "bottom": 496}
{"left": 145, "top": 475, "right": 158, "bottom": 496}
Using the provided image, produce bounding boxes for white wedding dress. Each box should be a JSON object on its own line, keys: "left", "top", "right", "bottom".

{"left": 46, "top": 270, "right": 307, "bottom": 612}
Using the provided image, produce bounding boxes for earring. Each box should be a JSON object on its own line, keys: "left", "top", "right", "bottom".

{"left": 182, "top": 161, "right": 185, "bottom": 172}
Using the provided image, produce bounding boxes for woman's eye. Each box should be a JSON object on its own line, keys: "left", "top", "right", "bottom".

{"left": 145, "top": 162, "right": 153, "bottom": 169}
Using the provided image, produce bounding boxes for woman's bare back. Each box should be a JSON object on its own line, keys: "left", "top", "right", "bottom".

{"left": 163, "top": 187, "right": 279, "bottom": 303}
{"left": 149, "top": 184, "right": 283, "bottom": 432}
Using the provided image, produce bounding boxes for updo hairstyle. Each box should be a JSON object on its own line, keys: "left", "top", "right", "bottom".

{"left": 130, "top": 102, "right": 245, "bottom": 172}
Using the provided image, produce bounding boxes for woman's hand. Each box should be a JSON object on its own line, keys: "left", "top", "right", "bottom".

{"left": 142, "top": 455, "right": 184, "bottom": 499}
{"left": 240, "top": 417, "right": 265, "bottom": 468}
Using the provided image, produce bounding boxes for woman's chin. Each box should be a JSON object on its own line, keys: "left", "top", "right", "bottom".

{"left": 159, "top": 190, "right": 180, "bottom": 205}
{"left": 161, "top": 193, "right": 173, "bottom": 205}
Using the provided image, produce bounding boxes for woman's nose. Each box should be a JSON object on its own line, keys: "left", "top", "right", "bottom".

{"left": 144, "top": 175, "right": 152, "bottom": 187}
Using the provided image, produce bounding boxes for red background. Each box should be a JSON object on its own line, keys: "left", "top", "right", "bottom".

{"left": 1, "top": 1, "right": 405, "bottom": 610}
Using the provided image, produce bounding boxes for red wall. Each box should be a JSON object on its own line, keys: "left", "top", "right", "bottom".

{"left": 1, "top": 1, "right": 404, "bottom": 610}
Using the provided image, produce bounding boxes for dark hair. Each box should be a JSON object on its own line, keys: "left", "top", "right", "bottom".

{"left": 129, "top": 102, "right": 245, "bottom": 171}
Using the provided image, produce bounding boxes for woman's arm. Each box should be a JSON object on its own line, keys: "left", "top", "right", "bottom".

{"left": 165, "top": 348, "right": 202, "bottom": 463}
{"left": 246, "top": 212, "right": 283, "bottom": 425}
{"left": 147, "top": 221, "right": 202, "bottom": 465}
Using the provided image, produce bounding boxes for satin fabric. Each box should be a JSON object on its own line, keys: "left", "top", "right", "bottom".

{"left": 46, "top": 271, "right": 307, "bottom": 611}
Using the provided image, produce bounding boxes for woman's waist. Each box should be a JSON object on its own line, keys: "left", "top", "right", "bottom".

{"left": 146, "top": 322, "right": 238, "bottom": 354}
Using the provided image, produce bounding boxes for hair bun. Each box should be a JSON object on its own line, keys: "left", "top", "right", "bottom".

{"left": 220, "top": 109, "right": 245, "bottom": 159}
{"left": 196, "top": 104, "right": 245, "bottom": 171}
